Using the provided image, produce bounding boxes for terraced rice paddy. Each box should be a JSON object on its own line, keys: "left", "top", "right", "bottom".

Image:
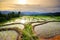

{"left": 0, "top": 16, "right": 60, "bottom": 40}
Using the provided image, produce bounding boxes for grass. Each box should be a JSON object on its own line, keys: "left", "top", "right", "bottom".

{"left": 21, "top": 16, "right": 60, "bottom": 40}
{"left": 0, "top": 15, "right": 60, "bottom": 40}
{"left": 22, "top": 24, "right": 38, "bottom": 40}
{"left": 0, "top": 16, "right": 60, "bottom": 24}
{"left": 0, "top": 17, "right": 20, "bottom": 25}
{"left": 20, "top": 16, "right": 60, "bottom": 22}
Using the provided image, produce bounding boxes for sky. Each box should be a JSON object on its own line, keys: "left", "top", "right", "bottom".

{"left": 0, "top": 0, "right": 60, "bottom": 12}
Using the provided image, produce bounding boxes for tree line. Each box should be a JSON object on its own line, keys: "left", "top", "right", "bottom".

{"left": 0, "top": 11, "right": 21, "bottom": 23}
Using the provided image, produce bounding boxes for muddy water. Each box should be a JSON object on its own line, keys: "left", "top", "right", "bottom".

{"left": 34, "top": 22, "right": 60, "bottom": 38}
{"left": 0, "top": 24, "right": 24, "bottom": 40}
{"left": 0, "top": 24, "right": 24, "bottom": 30}
{"left": 0, "top": 31, "right": 18, "bottom": 40}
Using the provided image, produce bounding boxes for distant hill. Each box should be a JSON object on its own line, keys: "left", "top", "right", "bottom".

{"left": 21, "top": 12, "right": 60, "bottom": 16}
{"left": 0, "top": 11, "right": 60, "bottom": 16}
{"left": 0, "top": 11, "right": 11, "bottom": 14}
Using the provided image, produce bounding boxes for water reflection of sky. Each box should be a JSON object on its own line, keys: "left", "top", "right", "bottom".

{"left": 34, "top": 22, "right": 60, "bottom": 38}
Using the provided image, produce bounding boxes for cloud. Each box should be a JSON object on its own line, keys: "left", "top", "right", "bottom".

{"left": 0, "top": 0, "right": 60, "bottom": 12}
{"left": 0, "top": 4, "right": 60, "bottom": 12}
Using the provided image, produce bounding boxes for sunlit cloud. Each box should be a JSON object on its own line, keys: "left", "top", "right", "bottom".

{"left": 0, "top": 0, "right": 60, "bottom": 12}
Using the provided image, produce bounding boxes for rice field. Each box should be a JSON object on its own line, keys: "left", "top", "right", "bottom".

{"left": 0, "top": 16, "right": 60, "bottom": 40}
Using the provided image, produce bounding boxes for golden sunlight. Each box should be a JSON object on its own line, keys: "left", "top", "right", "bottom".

{"left": 17, "top": 0, "right": 27, "bottom": 4}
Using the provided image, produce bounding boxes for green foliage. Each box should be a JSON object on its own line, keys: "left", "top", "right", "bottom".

{"left": 22, "top": 24, "right": 38, "bottom": 40}
{"left": 0, "top": 11, "right": 21, "bottom": 23}
{"left": 0, "top": 11, "right": 60, "bottom": 40}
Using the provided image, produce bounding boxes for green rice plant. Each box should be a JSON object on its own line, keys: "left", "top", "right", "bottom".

{"left": 22, "top": 24, "right": 38, "bottom": 40}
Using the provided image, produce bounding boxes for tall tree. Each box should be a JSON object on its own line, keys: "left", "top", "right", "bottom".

{"left": 18, "top": 11, "right": 21, "bottom": 16}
